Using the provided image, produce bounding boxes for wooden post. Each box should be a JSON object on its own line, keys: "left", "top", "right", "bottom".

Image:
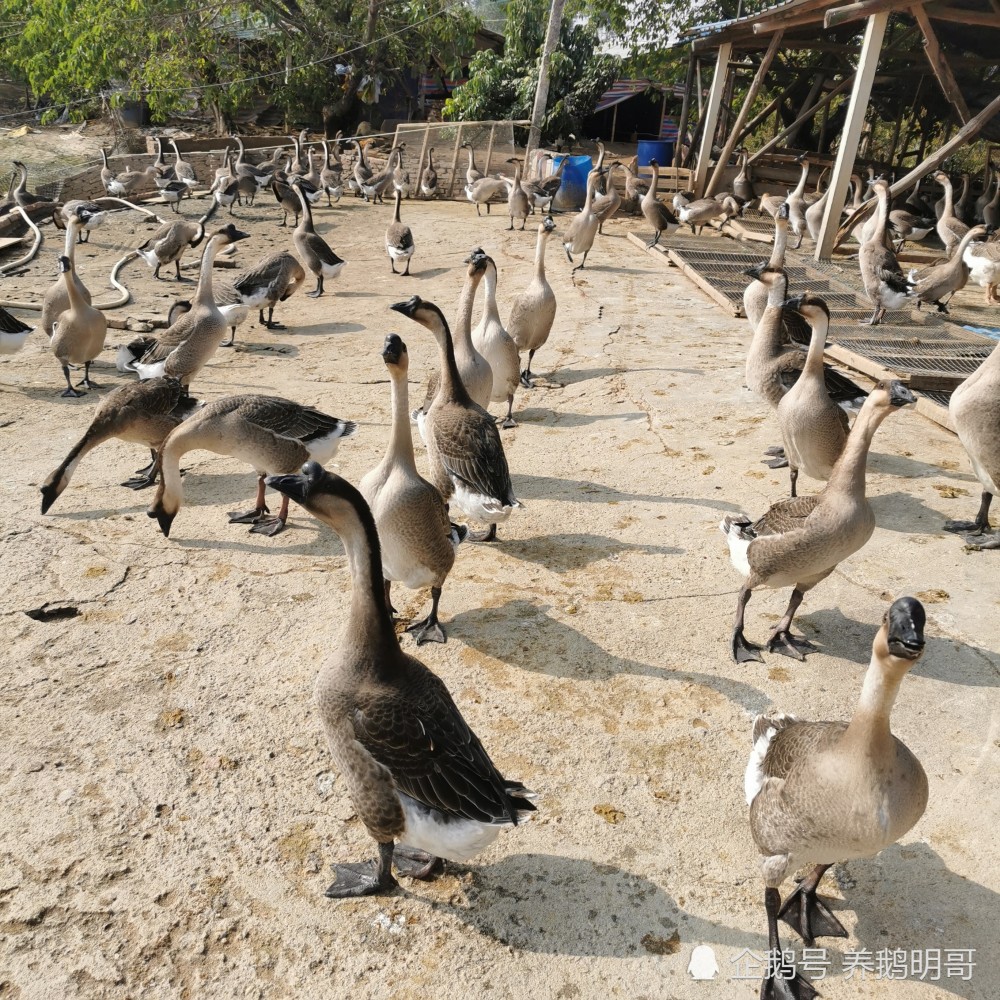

{"left": 417, "top": 125, "right": 431, "bottom": 199}
{"left": 911, "top": 5, "right": 970, "bottom": 124}
{"left": 526, "top": 0, "right": 566, "bottom": 162}
{"left": 611, "top": 103, "right": 619, "bottom": 143}
{"left": 674, "top": 52, "right": 696, "bottom": 168}
{"left": 705, "top": 31, "right": 782, "bottom": 198}
{"left": 696, "top": 59, "right": 704, "bottom": 118}
{"left": 484, "top": 123, "right": 496, "bottom": 175}
{"left": 446, "top": 122, "right": 464, "bottom": 199}
{"left": 693, "top": 42, "right": 732, "bottom": 198}
{"left": 815, "top": 12, "right": 890, "bottom": 259}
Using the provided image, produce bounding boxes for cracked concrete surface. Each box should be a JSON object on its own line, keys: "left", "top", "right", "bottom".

{"left": 0, "top": 200, "right": 998, "bottom": 999}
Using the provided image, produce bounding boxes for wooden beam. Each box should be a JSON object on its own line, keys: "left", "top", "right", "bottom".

{"left": 706, "top": 32, "right": 783, "bottom": 197}
{"left": 834, "top": 91, "right": 1000, "bottom": 245}
{"left": 925, "top": 3, "right": 1000, "bottom": 25}
{"left": 693, "top": 42, "right": 732, "bottom": 198}
{"left": 814, "top": 12, "right": 890, "bottom": 260}
{"left": 674, "top": 52, "right": 696, "bottom": 168}
{"left": 911, "top": 5, "right": 970, "bottom": 124}
{"left": 825, "top": 0, "right": 926, "bottom": 28}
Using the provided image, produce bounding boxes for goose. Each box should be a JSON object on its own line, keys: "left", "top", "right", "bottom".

{"left": 211, "top": 145, "right": 233, "bottom": 188}
{"left": 272, "top": 173, "right": 304, "bottom": 227}
{"left": 982, "top": 172, "right": 1000, "bottom": 230}
{"left": 100, "top": 147, "right": 147, "bottom": 197}
{"left": 53, "top": 200, "right": 106, "bottom": 243}
{"left": 380, "top": 188, "right": 416, "bottom": 277}
{"left": 590, "top": 162, "right": 622, "bottom": 235}
{"left": 392, "top": 150, "right": 411, "bottom": 199}
{"left": 744, "top": 205, "right": 794, "bottom": 333}
{"left": 886, "top": 207, "right": 935, "bottom": 253}
{"left": 909, "top": 225, "right": 987, "bottom": 313}
{"left": 746, "top": 596, "right": 927, "bottom": 1000}
{"left": 963, "top": 231, "right": 1000, "bottom": 304}
{"left": 0, "top": 306, "right": 32, "bottom": 355}
{"left": 136, "top": 213, "right": 212, "bottom": 281}
{"left": 623, "top": 156, "right": 649, "bottom": 202}
{"left": 40, "top": 377, "right": 202, "bottom": 510}
{"left": 733, "top": 148, "right": 754, "bottom": 204}
{"left": 471, "top": 254, "right": 520, "bottom": 428}
{"left": 151, "top": 138, "right": 177, "bottom": 187}
{"left": 776, "top": 295, "right": 849, "bottom": 498}
{"left": 721, "top": 378, "right": 915, "bottom": 662}
{"left": 933, "top": 171, "right": 969, "bottom": 252}
{"left": 391, "top": 296, "right": 521, "bottom": 542}
{"left": 353, "top": 140, "right": 374, "bottom": 196}
{"left": 462, "top": 142, "right": 483, "bottom": 185}
{"left": 232, "top": 135, "right": 270, "bottom": 189}
{"left": 943, "top": 313, "right": 1000, "bottom": 548}
{"left": 954, "top": 171, "right": 973, "bottom": 224}
{"left": 974, "top": 163, "right": 995, "bottom": 222}
{"left": 592, "top": 140, "right": 608, "bottom": 195}
{"left": 288, "top": 133, "right": 306, "bottom": 176}
{"left": 50, "top": 254, "right": 108, "bottom": 398}
{"left": 158, "top": 179, "right": 191, "bottom": 213}
{"left": 414, "top": 251, "right": 493, "bottom": 424}
{"left": 759, "top": 191, "right": 786, "bottom": 220}
{"left": 859, "top": 178, "right": 914, "bottom": 325}
{"left": 564, "top": 168, "right": 603, "bottom": 269}
{"left": 149, "top": 395, "right": 356, "bottom": 538}
{"left": 263, "top": 461, "right": 534, "bottom": 896}
{"left": 360, "top": 334, "right": 465, "bottom": 643}
{"left": 132, "top": 224, "right": 250, "bottom": 383}
{"left": 506, "top": 161, "right": 531, "bottom": 230}
{"left": 213, "top": 174, "right": 242, "bottom": 213}
{"left": 420, "top": 147, "right": 438, "bottom": 199}
{"left": 117, "top": 299, "right": 193, "bottom": 371}
{"left": 528, "top": 154, "right": 567, "bottom": 208}
{"left": 9, "top": 161, "right": 57, "bottom": 213}
{"left": 508, "top": 216, "right": 557, "bottom": 388}
{"left": 803, "top": 184, "right": 830, "bottom": 243}
{"left": 290, "top": 177, "right": 346, "bottom": 297}
{"left": 638, "top": 159, "right": 678, "bottom": 249}
{"left": 298, "top": 147, "right": 325, "bottom": 193}
{"left": 40, "top": 216, "right": 92, "bottom": 340}
{"left": 320, "top": 140, "right": 344, "bottom": 205}
{"left": 465, "top": 175, "right": 508, "bottom": 215}
{"left": 216, "top": 251, "right": 306, "bottom": 332}
{"left": 169, "top": 139, "right": 197, "bottom": 187}
{"left": 677, "top": 194, "right": 740, "bottom": 236}
{"left": 784, "top": 156, "right": 811, "bottom": 247}
{"left": 362, "top": 147, "right": 400, "bottom": 204}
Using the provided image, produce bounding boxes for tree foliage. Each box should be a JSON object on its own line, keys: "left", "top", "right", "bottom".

{"left": 443, "top": 0, "right": 621, "bottom": 140}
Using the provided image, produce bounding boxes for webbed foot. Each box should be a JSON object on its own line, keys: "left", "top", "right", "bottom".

{"left": 406, "top": 616, "right": 447, "bottom": 644}
{"left": 767, "top": 630, "right": 817, "bottom": 660}
{"left": 248, "top": 516, "right": 286, "bottom": 536}
{"left": 964, "top": 532, "right": 1000, "bottom": 550}
{"left": 943, "top": 518, "right": 985, "bottom": 534}
{"left": 467, "top": 523, "right": 497, "bottom": 543}
{"left": 393, "top": 845, "right": 443, "bottom": 880}
{"left": 228, "top": 505, "right": 269, "bottom": 524}
{"left": 764, "top": 457, "right": 790, "bottom": 469}
{"left": 763, "top": 446, "right": 786, "bottom": 457}
{"left": 60, "top": 387, "right": 86, "bottom": 398}
{"left": 121, "top": 473, "right": 158, "bottom": 490}
{"left": 779, "top": 878, "right": 848, "bottom": 946}
{"left": 500, "top": 417, "right": 517, "bottom": 429}
{"left": 520, "top": 371, "right": 534, "bottom": 388}
{"left": 731, "top": 627, "right": 764, "bottom": 664}
{"left": 325, "top": 861, "right": 398, "bottom": 899}
{"left": 760, "top": 963, "right": 819, "bottom": 1000}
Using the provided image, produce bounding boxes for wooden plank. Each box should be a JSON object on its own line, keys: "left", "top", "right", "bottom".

{"left": 693, "top": 42, "right": 733, "bottom": 198}
{"left": 925, "top": 4, "right": 1000, "bottom": 25}
{"left": 815, "top": 13, "right": 890, "bottom": 260}
{"left": 911, "top": 5, "right": 970, "bottom": 124}
{"left": 0, "top": 236, "right": 23, "bottom": 251}
{"left": 825, "top": 0, "right": 926, "bottom": 27}
{"left": 665, "top": 248, "right": 745, "bottom": 316}
{"left": 705, "top": 32, "right": 783, "bottom": 198}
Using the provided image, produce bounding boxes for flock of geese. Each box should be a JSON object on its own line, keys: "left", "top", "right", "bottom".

{"left": 2, "top": 133, "right": 997, "bottom": 997}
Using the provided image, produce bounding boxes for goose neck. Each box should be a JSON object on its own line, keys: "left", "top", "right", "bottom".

{"left": 455, "top": 272, "right": 483, "bottom": 348}
{"left": 803, "top": 312, "right": 829, "bottom": 374}
{"left": 62, "top": 260, "right": 82, "bottom": 309}
{"left": 793, "top": 161, "right": 809, "bottom": 196}
{"left": 482, "top": 262, "right": 501, "bottom": 321}
{"left": 768, "top": 219, "right": 788, "bottom": 267}
{"left": 826, "top": 397, "right": 885, "bottom": 497}
{"left": 430, "top": 314, "right": 468, "bottom": 404}
{"left": 842, "top": 653, "right": 900, "bottom": 751}
{"left": 195, "top": 236, "right": 221, "bottom": 306}
{"left": 534, "top": 227, "right": 549, "bottom": 276}
{"left": 386, "top": 367, "right": 417, "bottom": 472}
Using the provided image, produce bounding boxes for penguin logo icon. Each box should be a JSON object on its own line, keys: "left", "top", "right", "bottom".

{"left": 688, "top": 945, "right": 719, "bottom": 980}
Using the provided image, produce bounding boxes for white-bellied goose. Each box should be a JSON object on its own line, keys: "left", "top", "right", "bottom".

{"left": 290, "top": 177, "right": 346, "bottom": 296}
{"left": 150, "top": 138, "right": 176, "bottom": 187}
{"left": 40, "top": 377, "right": 201, "bottom": 511}
{"left": 943, "top": 316, "right": 1000, "bottom": 548}
{"left": 784, "top": 155, "right": 810, "bottom": 248}
{"left": 563, "top": 168, "right": 603, "bottom": 270}
{"left": 53, "top": 200, "right": 106, "bottom": 243}
{"left": 100, "top": 147, "right": 150, "bottom": 197}
{"left": 385, "top": 189, "right": 415, "bottom": 276}
{"left": 136, "top": 211, "right": 213, "bottom": 281}
{"left": 591, "top": 162, "right": 622, "bottom": 234}
{"left": 352, "top": 140, "right": 373, "bottom": 196}
{"left": 744, "top": 205, "right": 794, "bottom": 334}
{"left": 391, "top": 296, "right": 521, "bottom": 542}
{"left": 508, "top": 216, "right": 557, "bottom": 387}
{"left": 10, "top": 161, "right": 56, "bottom": 213}
{"left": 50, "top": 255, "right": 107, "bottom": 398}
{"left": 265, "top": 461, "right": 534, "bottom": 895}
{"left": 530, "top": 154, "right": 566, "bottom": 208}
{"left": 217, "top": 251, "right": 306, "bottom": 332}
{"left": 320, "top": 139, "right": 343, "bottom": 205}
{"left": 974, "top": 162, "right": 995, "bottom": 222}
{"left": 132, "top": 224, "right": 250, "bottom": 384}
{"left": 909, "top": 224, "right": 987, "bottom": 313}
{"left": 934, "top": 171, "right": 969, "bottom": 252}
{"left": 465, "top": 175, "right": 508, "bottom": 215}
{"left": 623, "top": 156, "right": 649, "bottom": 202}
{"left": 471, "top": 254, "right": 520, "bottom": 428}
{"left": 639, "top": 159, "right": 678, "bottom": 249}
{"left": 983, "top": 172, "right": 1000, "bottom": 229}
{"left": 721, "top": 379, "right": 915, "bottom": 662}
{"left": 360, "top": 334, "right": 465, "bottom": 643}
{"left": 963, "top": 231, "right": 1000, "bottom": 304}
{"left": 506, "top": 161, "right": 531, "bottom": 231}
{"left": 420, "top": 147, "right": 437, "bottom": 199}
{"left": 733, "top": 148, "right": 754, "bottom": 204}
{"left": 746, "top": 597, "right": 927, "bottom": 1000}
{"left": 462, "top": 142, "right": 483, "bottom": 186}
{"left": 392, "top": 150, "right": 411, "bottom": 199}
{"left": 168, "top": 139, "right": 197, "bottom": 187}
{"left": 859, "top": 178, "right": 913, "bottom": 326}
{"left": 0, "top": 306, "right": 32, "bottom": 355}
{"left": 677, "top": 194, "right": 740, "bottom": 236}
{"left": 149, "top": 395, "right": 356, "bottom": 537}
{"left": 40, "top": 216, "right": 92, "bottom": 340}
{"left": 954, "top": 171, "right": 972, "bottom": 224}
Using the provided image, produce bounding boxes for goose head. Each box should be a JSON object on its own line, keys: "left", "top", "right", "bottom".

{"left": 870, "top": 378, "right": 916, "bottom": 411}
{"left": 777, "top": 202, "right": 790, "bottom": 221}
{"left": 381, "top": 332, "right": 408, "bottom": 372}
{"left": 210, "top": 223, "right": 251, "bottom": 246}
{"left": 874, "top": 595, "right": 926, "bottom": 673}
{"left": 782, "top": 292, "right": 830, "bottom": 326}
{"left": 57, "top": 254, "right": 72, "bottom": 274}
{"left": 389, "top": 295, "right": 448, "bottom": 334}
{"left": 266, "top": 461, "right": 369, "bottom": 529}
{"left": 149, "top": 489, "right": 179, "bottom": 537}
{"left": 541, "top": 215, "right": 556, "bottom": 234}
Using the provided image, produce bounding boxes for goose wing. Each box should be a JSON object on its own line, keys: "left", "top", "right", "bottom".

{"left": 435, "top": 413, "right": 516, "bottom": 506}
{"left": 303, "top": 231, "right": 345, "bottom": 266}
{"left": 240, "top": 395, "right": 351, "bottom": 443}
{"left": 385, "top": 223, "right": 413, "bottom": 251}
{"left": 233, "top": 253, "right": 290, "bottom": 299}
{"left": 353, "top": 662, "right": 535, "bottom": 824}
{"left": 752, "top": 495, "right": 820, "bottom": 536}
{"left": 0, "top": 306, "right": 32, "bottom": 334}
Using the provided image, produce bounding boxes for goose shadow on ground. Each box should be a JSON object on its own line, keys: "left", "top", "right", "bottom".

{"left": 284, "top": 320, "right": 366, "bottom": 335}
{"left": 428, "top": 852, "right": 766, "bottom": 959}
{"left": 498, "top": 532, "right": 682, "bottom": 572}
{"left": 798, "top": 606, "right": 1000, "bottom": 683}
{"left": 549, "top": 366, "right": 622, "bottom": 386}
{"left": 515, "top": 407, "right": 647, "bottom": 428}
{"left": 448, "top": 598, "right": 769, "bottom": 713}
{"left": 232, "top": 342, "right": 301, "bottom": 358}
{"left": 868, "top": 451, "right": 978, "bottom": 482}
{"left": 512, "top": 472, "right": 745, "bottom": 513}
{"left": 870, "top": 490, "right": 955, "bottom": 534}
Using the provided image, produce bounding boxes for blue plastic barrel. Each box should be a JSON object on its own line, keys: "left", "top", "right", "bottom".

{"left": 551, "top": 154, "right": 594, "bottom": 211}
{"left": 636, "top": 140, "right": 674, "bottom": 168}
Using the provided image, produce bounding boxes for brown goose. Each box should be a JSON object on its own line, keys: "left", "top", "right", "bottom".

{"left": 50, "top": 254, "right": 107, "bottom": 398}
{"left": 135, "top": 214, "right": 211, "bottom": 281}
{"left": 419, "top": 147, "right": 438, "bottom": 199}
{"left": 592, "top": 162, "right": 622, "bottom": 234}
{"left": 385, "top": 189, "right": 415, "bottom": 276}
{"left": 639, "top": 159, "right": 679, "bottom": 248}
{"left": 391, "top": 296, "right": 521, "bottom": 543}
{"left": 721, "top": 379, "right": 915, "bottom": 662}
{"left": 506, "top": 161, "right": 531, "bottom": 231}
{"left": 746, "top": 597, "right": 927, "bottom": 1000}
{"left": 40, "top": 216, "right": 92, "bottom": 340}
{"left": 910, "top": 224, "right": 987, "bottom": 313}
{"left": 359, "top": 334, "right": 465, "bottom": 643}
{"left": 290, "top": 177, "right": 346, "bottom": 296}
{"left": 265, "top": 461, "right": 535, "bottom": 896}
{"left": 40, "top": 377, "right": 201, "bottom": 511}
{"left": 859, "top": 178, "right": 914, "bottom": 326}
{"left": 149, "top": 395, "right": 356, "bottom": 538}
{"left": 508, "top": 216, "right": 557, "bottom": 387}
{"left": 216, "top": 251, "right": 306, "bottom": 331}
{"left": 933, "top": 171, "right": 969, "bottom": 253}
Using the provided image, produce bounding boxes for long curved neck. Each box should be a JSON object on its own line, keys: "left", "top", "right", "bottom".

{"left": 768, "top": 219, "right": 789, "bottom": 268}
{"left": 154, "top": 140, "right": 165, "bottom": 167}
{"left": 297, "top": 187, "right": 314, "bottom": 231}
{"left": 234, "top": 138, "right": 246, "bottom": 166}
{"left": 482, "top": 262, "right": 500, "bottom": 322}
{"left": 842, "top": 651, "right": 899, "bottom": 750}
{"left": 430, "top": 315, "right": 470, "bottom": 405}
{"left": 793, "top": 161, "right": 809, "bottom": 197}
{"left": 194, "top": 237, "right": 221, "bottom": 306}
{"left": 171, "top": 141, "right": 183, "bottom": 165}
{"left": 467, "top": 148, "right": 476, "bottom": 171}
{"left": 872, "top": 185, "right": 889, "bottom": 237}
{"left": 386, "top": 367, "right": 417, "bottom": 472}
{"left": 534, "top": 229, "right": 549, "bottom": 278}
{"left": 393, "top": 195, "right": 402, "bottom": 223}
{"left": 826, "top": 398, "right": 886, "bottom": 497}
{"left": 455, "top": 272, "right": 482, "bottom": 346}
{"left": 941, "top": 178, "right": 954, "bottom": 215}
{"left": 62, "top": 264, "right": 83, "bottom": 310}
{"left": 850, "top": 176, "right": 862, "bottom": 209}
{"left": 956, "top": 175, "right": 969, "bottom": 205}
{"left": 803, "top": 312, "right": 829, "bottom": 375}
{"left": 427, "top": 149, "right": 434, "bottom": 170}
{"left": 648, "top": 162, "right": 660, "bottom": 200}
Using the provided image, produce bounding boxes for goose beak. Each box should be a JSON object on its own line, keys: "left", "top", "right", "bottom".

{"left": 148, "top": 507, "right": 176, "bottom": 538}
{"left": 886, "top": 596, "right": 926, "bottom": 659}
{"left": 382, "top": 333, "right": 405, "bottom": 365}
{"left": 57, "top": 255, "right": 71, "bottom": 273}
{"left": 782, "top": 294, "right": 805, "bottom": 311}
{"left": 542, "top": 215, "right": 556, "bottom": 232}
{"left": 888, "top": 380, "right": 917, "bottom": 407}
{"left": 743, "top": 262, "right": 767, "bottom": 279}
{"left": 389, "top": 296, "right": 421, "bottom": 319}
{"left": 266, "top": 461, "right": 326, "bottom": 503}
